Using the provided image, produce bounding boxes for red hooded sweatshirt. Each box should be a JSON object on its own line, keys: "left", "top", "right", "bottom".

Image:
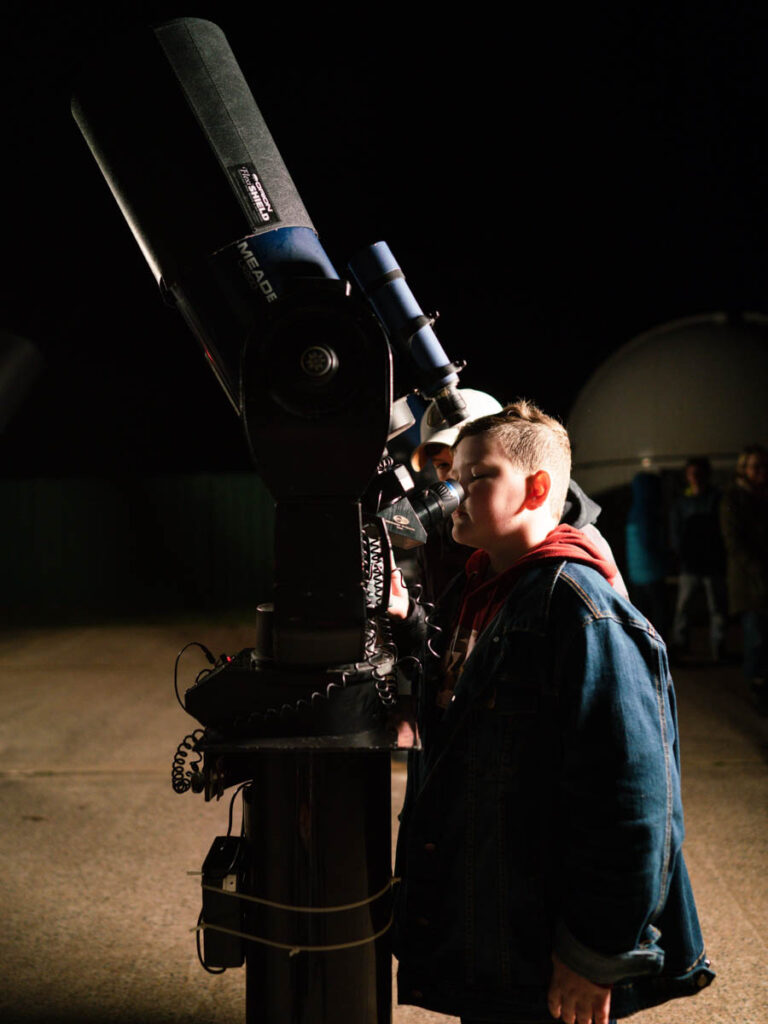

{"left": 437, "top": 524, "right": 619, "bottom": 707}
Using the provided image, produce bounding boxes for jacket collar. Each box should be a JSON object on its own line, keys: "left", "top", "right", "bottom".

{"left": 480, "top": 559, "right": 566, "bottom": 639}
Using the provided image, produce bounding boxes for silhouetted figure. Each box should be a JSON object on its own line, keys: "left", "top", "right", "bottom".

{"left": 670, "top": 457, "right": 727, "bottom": 661}
{"left": 721, "top": 445, "right": 768, "bottom": 712}
{"left": 625, "top": 471, "right": 669, "bottom": 639}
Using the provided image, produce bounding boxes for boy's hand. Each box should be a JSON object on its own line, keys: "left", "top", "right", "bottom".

{"left": 387, "top": 565, "right": 409, "bottom": 619}
{"left": 547, "top": 953, "right": 611, "bottom": 1024}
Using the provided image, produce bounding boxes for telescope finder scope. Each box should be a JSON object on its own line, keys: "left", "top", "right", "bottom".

{"left": 348, "top": 242, "right": 466, "bottom": 424}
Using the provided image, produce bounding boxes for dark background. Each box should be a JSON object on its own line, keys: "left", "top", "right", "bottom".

{"left": 2, "top": 2, "right": 767, "bottom": 476}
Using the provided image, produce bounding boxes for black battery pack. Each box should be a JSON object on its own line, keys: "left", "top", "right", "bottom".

{"left": 201, "top": 835, "right": 245, "bottom": 968}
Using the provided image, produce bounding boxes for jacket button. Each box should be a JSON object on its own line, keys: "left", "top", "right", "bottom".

{"left": 696, "top": 972, "right": 711, "bottom": 989}
{"left": 424, "top": 842, "right": 437, "bottom": 853}
{"left": 416, "top": 916, "right": 429, "bottom": 927}
{"left": 412, "top": 990, "right": 423, "bottom": 999}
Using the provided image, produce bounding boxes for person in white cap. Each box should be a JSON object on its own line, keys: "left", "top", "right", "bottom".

{"left": 410, "top": 391, "right": 504, "bottom": 601}
{"left": 411, "top": 389, "right": 503, "bottom": 482}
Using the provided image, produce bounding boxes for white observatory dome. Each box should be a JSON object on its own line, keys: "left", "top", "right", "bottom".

{"left": 568, "top": 312, "right": 768, "bottom": 494}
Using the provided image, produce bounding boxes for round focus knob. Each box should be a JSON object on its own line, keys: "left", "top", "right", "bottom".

{"left": 300, "top": 344, "right": 338, "bottom": 379}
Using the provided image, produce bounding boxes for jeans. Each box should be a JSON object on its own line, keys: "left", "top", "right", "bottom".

{"left": 672, "top": 572, "right": 727, "bottom": 657}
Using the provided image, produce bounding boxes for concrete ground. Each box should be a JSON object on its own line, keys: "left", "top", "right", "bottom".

{"left": 0, "top": 619, "right": 766, "bottom": 1024}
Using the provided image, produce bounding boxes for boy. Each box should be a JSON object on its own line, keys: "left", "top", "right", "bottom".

{"left": 389, "top": 401, "right": 712, "bottom": 1024}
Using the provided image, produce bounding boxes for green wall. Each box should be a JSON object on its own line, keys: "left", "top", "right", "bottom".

{"left": 1, "top": 474, "right": 275, "bottom": 621}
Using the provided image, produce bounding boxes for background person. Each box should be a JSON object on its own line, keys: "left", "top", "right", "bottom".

{"left": 625, "top": 471, "right": 669, "bottom": 640}
{"left": 670, "top": 457, "right": 727, "bottom": 662}
{"left": 721, "top": 444, "right": 768, "bottom": 713}
{"left": 411, "top": 389, "right": 503, "bottom": 603}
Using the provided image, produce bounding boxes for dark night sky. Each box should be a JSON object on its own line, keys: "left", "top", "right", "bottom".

{"left": 2, "top": 2, "right": 767, "bottom": 475}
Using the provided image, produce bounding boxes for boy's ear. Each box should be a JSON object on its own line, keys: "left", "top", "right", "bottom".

{"left": 523, "top": 470, "right": 551, "bottom": 510}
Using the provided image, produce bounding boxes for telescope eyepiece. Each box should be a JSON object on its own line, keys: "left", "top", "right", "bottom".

{"left": 410, "top": 479, "right": 464, "bottom": 531}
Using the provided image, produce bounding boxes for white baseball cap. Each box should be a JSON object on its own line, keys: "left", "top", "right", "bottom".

{"left": 410, "top": 389, "right": 503, "bottom": 471}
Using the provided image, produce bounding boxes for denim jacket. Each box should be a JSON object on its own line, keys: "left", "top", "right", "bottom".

{"left": 394, "top": 559, "right": 714, "bottom": 1022}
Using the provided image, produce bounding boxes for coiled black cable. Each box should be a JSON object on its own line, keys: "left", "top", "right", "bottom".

{"left": 171, "top": 729, "right": 206, "bottom": 794}
{"left": 409, "top": 582, "right": 443, "bottom": 660}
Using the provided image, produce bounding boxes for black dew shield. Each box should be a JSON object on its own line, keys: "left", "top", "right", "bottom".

{"left": 71, "top": 17, "right": 317, "bottom": 410}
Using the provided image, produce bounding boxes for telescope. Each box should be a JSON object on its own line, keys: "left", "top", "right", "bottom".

{"left": 72, "top": 17, "right": 466, "bottom": 1023}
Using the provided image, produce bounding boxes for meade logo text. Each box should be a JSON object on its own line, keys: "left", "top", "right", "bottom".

{"left": 236, "top": 241, "right": 278, "bottom": 303}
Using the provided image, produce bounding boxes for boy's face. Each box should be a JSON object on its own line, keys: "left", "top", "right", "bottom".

{"left": 450, "top": 433, "right": 530, "bottom": 551}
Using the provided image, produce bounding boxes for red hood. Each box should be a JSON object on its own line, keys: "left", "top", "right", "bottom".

{"left": 465, "top": 523, "right": 618, "bottom": 589}
{"left": 457, "top": 524, "right": 619, "bottom": 641}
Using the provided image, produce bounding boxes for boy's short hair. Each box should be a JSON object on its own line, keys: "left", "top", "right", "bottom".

{"left": 455, "top": 399, "right": 572, "bottom": 521}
